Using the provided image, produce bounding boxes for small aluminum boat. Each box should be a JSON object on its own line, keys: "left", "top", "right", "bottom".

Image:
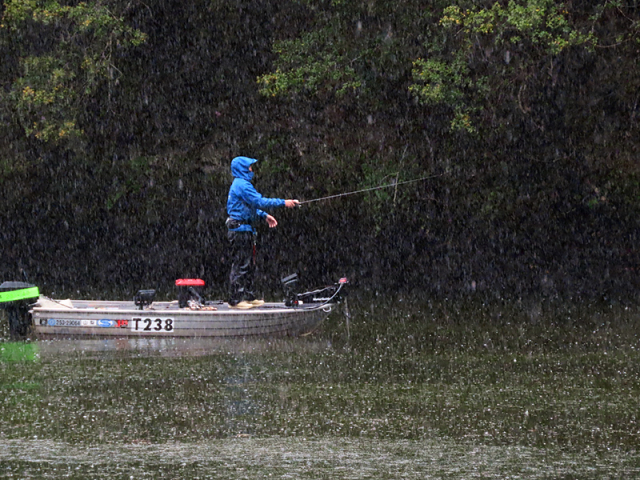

{"left": 1, "top": 276, "right": 347, "bottom": 338}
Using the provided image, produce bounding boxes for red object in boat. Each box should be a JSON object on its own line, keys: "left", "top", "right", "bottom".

{"left": 175, "top": 279, "right": 205, "bottom": 287}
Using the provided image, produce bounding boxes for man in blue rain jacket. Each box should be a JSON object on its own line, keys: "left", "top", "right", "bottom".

{"left": 226, "top": 156, "right": 299, "bottom": 309}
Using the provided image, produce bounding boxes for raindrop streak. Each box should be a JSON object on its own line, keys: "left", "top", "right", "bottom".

{"left": 343, "top": 296, "right": 351, "bottom": 342}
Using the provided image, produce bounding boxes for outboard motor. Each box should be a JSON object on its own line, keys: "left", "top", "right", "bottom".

{"left": 0, "top": 281, "right": 40, "bottom": 338}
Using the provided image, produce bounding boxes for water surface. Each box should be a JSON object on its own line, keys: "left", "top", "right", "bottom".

{"left": 1, "top": 297, "right": 639, "bottom": 478}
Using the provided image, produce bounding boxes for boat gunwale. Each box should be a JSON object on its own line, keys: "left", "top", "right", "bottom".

{"left": 30, "top": 296, "right": 334, "bottom": 316}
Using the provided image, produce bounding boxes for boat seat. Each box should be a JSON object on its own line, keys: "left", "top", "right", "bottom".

{"left": 175, "top": 279, "right": 205, "bottom": 308}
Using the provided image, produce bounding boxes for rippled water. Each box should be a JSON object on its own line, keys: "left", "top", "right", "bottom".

{"left": 2, "top": 297, "right": 640, "bottom": 478}
{"left": 3, "top": 437, "right": 639, "bottom": 479}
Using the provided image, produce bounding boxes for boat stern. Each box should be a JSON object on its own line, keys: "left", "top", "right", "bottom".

{"left": 0, "top": 281, "right": 40, "bottom": 338}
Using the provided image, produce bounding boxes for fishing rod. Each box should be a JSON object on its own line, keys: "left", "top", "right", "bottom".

{"left": 298, "top": 173, "right": 445, "bottom": 205}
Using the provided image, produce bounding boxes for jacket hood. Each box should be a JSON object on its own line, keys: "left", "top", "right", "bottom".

{"left": 230, "top": 156, "right": 257, "bottom": 181}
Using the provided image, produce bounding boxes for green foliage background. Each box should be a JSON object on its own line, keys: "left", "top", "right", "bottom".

{"left": 1, "top": 0, "right": 639, "bottom": 301}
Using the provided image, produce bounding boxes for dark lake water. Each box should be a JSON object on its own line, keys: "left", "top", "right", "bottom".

{"left": 1, "top": 296, "right": 640, "bottom": 478}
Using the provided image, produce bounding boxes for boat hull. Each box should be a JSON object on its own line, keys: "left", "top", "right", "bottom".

{"left": 30, "top": 297, "right": 335, "bottom": 338}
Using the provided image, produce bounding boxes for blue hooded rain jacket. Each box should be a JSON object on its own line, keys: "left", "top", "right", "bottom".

{"left": 226, "top": 156, "right": 285, "bottom": 232}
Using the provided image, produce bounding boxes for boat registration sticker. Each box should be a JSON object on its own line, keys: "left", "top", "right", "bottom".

{"left": 47, "top": 319, "right": 82, "bottom": 327}
{"left": 130, "top": 317, "right": 174, "bottom": 332}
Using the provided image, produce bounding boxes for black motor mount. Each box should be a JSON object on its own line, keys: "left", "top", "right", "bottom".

{"left": 281, "top": 274, "right": 300, "bottom": 307}
{"left": 134, "top": 289, "right": 156, "bottom": 310}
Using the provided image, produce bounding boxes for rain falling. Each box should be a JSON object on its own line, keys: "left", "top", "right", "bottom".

{"left": 1, "top": 0, "right": 640, "bottom": 478}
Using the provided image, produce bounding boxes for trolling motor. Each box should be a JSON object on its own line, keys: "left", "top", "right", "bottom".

{"left": 281, "top": 274, "right": 348, "bottom": 307}
{"left": 0, "top": 281, "right": 40, "bottom": 338}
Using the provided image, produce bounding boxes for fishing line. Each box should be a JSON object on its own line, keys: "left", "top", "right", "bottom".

{"left": 298, "top": 173, "right": 445, "bottom": 205}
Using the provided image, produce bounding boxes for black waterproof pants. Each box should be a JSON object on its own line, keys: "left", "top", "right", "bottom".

{"left": 227, "top": 230, "right": 257, "bottom": 305}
